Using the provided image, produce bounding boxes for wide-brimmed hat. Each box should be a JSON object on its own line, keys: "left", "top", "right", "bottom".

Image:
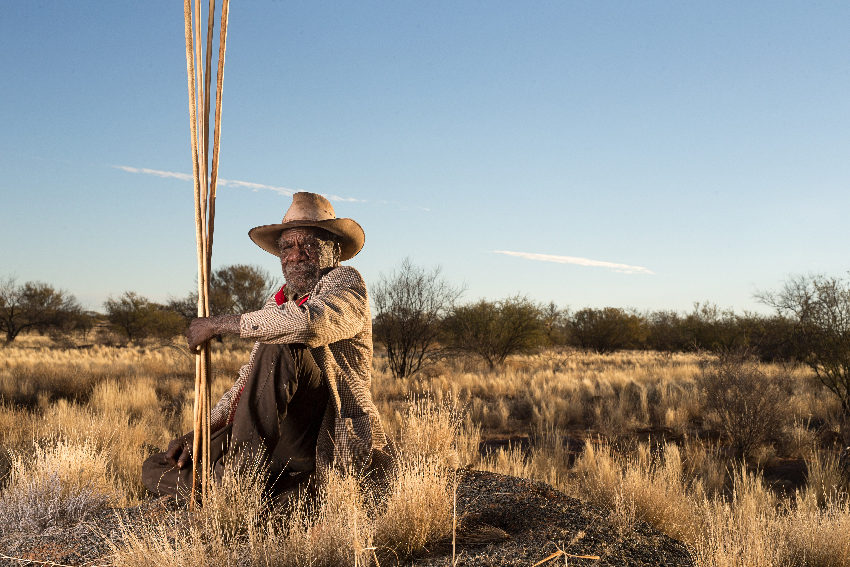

{"left": 248, "top": 192, "right": 365, "bottom": 260}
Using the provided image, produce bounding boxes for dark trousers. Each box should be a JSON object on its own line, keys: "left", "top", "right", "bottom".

{"left": 142, "top": 344, "right": 330, "bottom": 498}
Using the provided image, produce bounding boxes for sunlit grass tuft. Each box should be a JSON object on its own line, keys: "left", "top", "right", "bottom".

{"left": 0, "top": 437, "right": 124, "bottom": 534}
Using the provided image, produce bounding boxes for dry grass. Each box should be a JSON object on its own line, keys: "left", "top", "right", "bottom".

{"left": 109, "top": 397, "right": 462, "bottom": 566}
{"left": 0, "top": 437, "right": 124, "bottom": 533}
{"left": 374, "top": 455, "right": 453, "bottom": 557}
{"left": 783, "top": 490, "right": 850, "bottom": 566}
{"left": 377, "top": 348, "right": 850, "bottom": 567}
{"left": 571, "top": 439, "right": 702, "bottom": 543}
{"left": 0, "top": 337, "right": 246, "bottom": 503}
{"left": 563, "top": 440, "right": 850, "bottom": 567}
{"left": 111, "top": 462, "right": 270, "bottom": 566}
{"left": 691, "top": 465, "right": 789, "bottom": 567}
{"left": 3, "top": 334, "right": 850, "bottom": 565}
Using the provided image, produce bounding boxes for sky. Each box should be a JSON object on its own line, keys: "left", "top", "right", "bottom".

{"left": 2, "top": 1, "right": 848, "bottom": 314}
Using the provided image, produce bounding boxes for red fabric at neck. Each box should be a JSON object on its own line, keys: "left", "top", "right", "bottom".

{"left": 274, "top": 285, "right": 309, "bottom": 306}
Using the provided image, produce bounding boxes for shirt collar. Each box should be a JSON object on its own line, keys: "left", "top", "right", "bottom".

{"left": 275, "top": 284, "right": 309, "bottom": 306}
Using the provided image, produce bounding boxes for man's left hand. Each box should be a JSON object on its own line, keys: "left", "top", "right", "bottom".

{"left": 187, "top": 317, "right": 218, "bottom": 351}
{"left": 165, "top": 431, "right": 194, "bottom": 469}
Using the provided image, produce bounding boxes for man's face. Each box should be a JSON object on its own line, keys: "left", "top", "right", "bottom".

{"left": 277, "top": 227, "right": 339, "bottom": 296}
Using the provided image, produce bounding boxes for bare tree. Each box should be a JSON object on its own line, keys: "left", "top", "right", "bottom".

{"left": 0, "top": 277, "right": 83, "bottom": 343}
{"left": 443, "top": 295, "right": 545, "bottom": 369}
{"left": 371, "top": 259, "right": 463, "bottom": 379}
{"left": 759, "top": 274, "right": 850, "bottom": 442}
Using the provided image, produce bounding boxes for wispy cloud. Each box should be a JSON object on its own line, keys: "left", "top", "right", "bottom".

{"left": 114, "top": 165, "right": 193, "bottom": 182}
{"left": 113, "top": 165, "right": 364, "bottom": 203}
{"left": 493, "top": 250, "right": 654, "bottom": 275}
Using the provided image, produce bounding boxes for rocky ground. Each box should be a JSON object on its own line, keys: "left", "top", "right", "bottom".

{"left": 0, "top": 470, "right": 693, "bottom": 567}
{"left": 413, "top": 470, "right": 692, "bottom": 567}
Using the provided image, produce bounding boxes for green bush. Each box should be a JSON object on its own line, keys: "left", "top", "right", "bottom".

{"left": 569, "top": 307, "right": 645, "bottom": 354}
{"left": 443, "top": 295, "right": 545, "bottom": 368}
{"left": 104, "top": 292, "right": 184, "bottom": 344}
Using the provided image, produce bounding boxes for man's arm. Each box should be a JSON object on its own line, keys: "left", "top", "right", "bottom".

{"left": 239, "top": 266, "right": 367, "bottom": 347}
{"left": 186, "top": 266, "right": 367, "bottom": 350}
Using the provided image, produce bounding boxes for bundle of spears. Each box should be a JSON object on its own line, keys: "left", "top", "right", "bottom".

{"left": 182, "top": 0, "right": 230, "bottom": 504}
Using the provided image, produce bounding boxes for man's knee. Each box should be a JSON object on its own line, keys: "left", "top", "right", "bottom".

{"left": 286, "top": 344, "right": 324, "bottom": 391}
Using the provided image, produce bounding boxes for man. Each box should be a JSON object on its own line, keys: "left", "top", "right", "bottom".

{"left": 142, "top": 192, "right": 392, "bottom": 497}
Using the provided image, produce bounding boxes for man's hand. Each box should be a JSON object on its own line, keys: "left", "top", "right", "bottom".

{"left": 187, "top": 315, "right": 242, "bottom": 351}
{"left": 165, "top": 432, "right": 194, "bottom": 469}
{"left": 187, "top": 317, "right": 218, "bottom": 351}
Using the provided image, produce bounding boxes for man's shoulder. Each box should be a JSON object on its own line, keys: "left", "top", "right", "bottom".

{"left": 321, "top": 265, "right": 365, "bottom": 287}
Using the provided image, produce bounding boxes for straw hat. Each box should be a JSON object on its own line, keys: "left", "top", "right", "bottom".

{"left": 248, "top": 192, "right": 365, "bottom": 260}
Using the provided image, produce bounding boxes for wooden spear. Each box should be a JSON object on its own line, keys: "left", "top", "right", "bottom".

{"left": 182, "top": 0, "right": 229, "bottom": 505}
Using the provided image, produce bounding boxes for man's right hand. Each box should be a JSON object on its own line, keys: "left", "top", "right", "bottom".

{"left": 187, "top": 318, "right": 218, "bottom": 351}
{"left": 187, "top": 315, "right": 242, "bottom": 351}
{"left": 165, "top": 432, "right": 194, "bottom": 469}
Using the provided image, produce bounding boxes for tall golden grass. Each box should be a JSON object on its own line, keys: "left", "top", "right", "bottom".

{"left": 108, "top": 397, "right": 460, "bottom": 566}
{"left": 2, "top": 334, "right": 850, "bottom": 565}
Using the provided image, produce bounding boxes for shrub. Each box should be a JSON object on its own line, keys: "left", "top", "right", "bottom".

{"left": 680, "top": 302, "right": 750, "bottom": 352}
{"left": 443, "top": 295, "right": 545, "bottom": 368}
{"left": 540, "top": 302, "right": 570, "bottom": 346}
{"left": 169, "top": 264, "right": 280, "bottom": 322}
{"left": 735, "top": 313, "right": 799, "bottom": 362}
{"left": 698, "top": 351, "right": 788, "bottom": 457}
{"left": 569, "top": 307, "right": 646, "bottom": 353}
{"left": 0, "top": 277, "right": 84, "bottom": 343}
{"left": 104, "top": 292, "right": 184, "bottom": 343}
{"left": 645, "top": 310, "right": 691, "bottom": 352}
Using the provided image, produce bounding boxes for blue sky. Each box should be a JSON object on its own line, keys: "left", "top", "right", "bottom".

{"left": 2, "top": 1, "right": 848, "bottom": 314}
